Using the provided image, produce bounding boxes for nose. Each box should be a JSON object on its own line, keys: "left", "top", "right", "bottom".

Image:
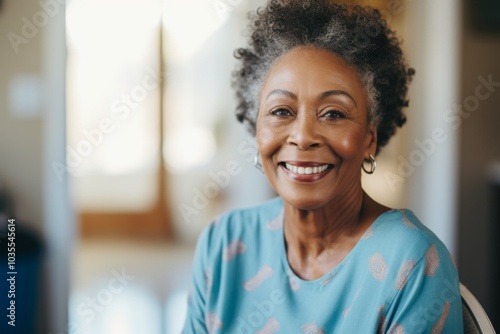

{"left": 286, "top": 112, "right": 324, "bottom": 150}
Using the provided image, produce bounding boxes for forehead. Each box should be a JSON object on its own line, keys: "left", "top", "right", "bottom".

{"left": 260, "top": 47, "right": 367, "bottom": 105}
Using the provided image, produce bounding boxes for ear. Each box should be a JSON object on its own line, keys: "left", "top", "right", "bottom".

{"left": 364, "top": 125, "right": 378, "bottom": 158}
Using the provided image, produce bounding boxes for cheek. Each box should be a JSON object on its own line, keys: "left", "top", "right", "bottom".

{"left": 332, "top": 128, "right": 369, "bottom": 159}
{"left": 256, "top": 120, "right": 278, "bottom": 154}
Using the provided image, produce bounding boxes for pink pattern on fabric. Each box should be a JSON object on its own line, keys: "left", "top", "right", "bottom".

{"left": 301, "top": 322, "right": 325, "bottom": 334}
{"left": 266, "top": 211, "right": 284, "bottom": 231}
{"left": 222, "top": 240, "right": 246, "bottom": 261}
{"left": 205, "top": 313, "right": 223, "bottom": 334}
{"left": 369, "top": 253, "right": 388, "bottom": 281}
{"left": 396, "top": 260, "right": 416, "bottom": 290}
{"left": 361, "top": 226, "right": 374, "bottom": 239}
{"left": 289, "top": 275, "right": 301, "bottom": 291}
{"left": 431, "top": 301, "right": 450, "bottom": 334}
{"left": 400, "top": 209, "right": 417, "bottom": 229}
{"left": 425, "top": 244, "right": 440, "bottom": 276}
{"left": 387, "top": 323, "right": 405, "bottom": 334}
{"left": 244, "top": 265, "right": 274, "bottom": 291}
{"left": 256, "top": 317, "right": 280, "bottom": 334}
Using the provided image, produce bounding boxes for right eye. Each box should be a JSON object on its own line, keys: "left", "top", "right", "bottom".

{"left": 270, "top": 108, "right": 292, "bottom": 117}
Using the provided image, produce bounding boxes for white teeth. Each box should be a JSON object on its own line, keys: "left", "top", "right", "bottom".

{"left": 284, "top": 163, "right": 330, "bottom": 175}
{"left": 285, "top": 163, "right": 298, "bottom": 173}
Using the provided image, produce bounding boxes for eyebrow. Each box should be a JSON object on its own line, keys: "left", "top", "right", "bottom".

{"left": 320, "top": 90, "right": 357, "bottom": 107}
{"left": 266, "top": 89, "right": 357, "bottom": 107}
{"left": 266, "top": 89, "right": 297, "bottom": 100}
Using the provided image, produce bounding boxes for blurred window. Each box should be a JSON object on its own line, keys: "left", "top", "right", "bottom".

{"left": 67, "top": 0, "right": 161, "bottom": 211}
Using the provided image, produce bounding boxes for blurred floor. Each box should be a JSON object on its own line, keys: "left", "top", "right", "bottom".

{"left": 70, "top": 240, "right": 195, "bottom": 334}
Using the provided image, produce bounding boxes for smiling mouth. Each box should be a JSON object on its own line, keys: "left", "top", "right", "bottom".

{"left": 280, "top": 162, "right": 333, "bottom": 175}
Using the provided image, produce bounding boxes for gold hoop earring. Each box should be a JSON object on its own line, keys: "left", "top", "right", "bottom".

{"left": 362, "top": 154, "right": 376, "bottom": 174}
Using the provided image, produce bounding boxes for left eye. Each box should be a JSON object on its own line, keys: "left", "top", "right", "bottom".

{"left": 323, "top": 110, "right": 346, "bottom": 119}
{"left": 270, "top": 108, "right": 292, "bottom": 117}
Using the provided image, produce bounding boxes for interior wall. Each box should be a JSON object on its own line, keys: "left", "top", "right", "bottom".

{"left": 458, "top": 0, "right": 500, "bottom": 317}
{"left": 1, "top": 1, "right": 71, "bottom": 333}
{"left": 0, "top": 0, "right": 43, "bottom": 233}
{"left": 0, "top": 0, "right": 46, "bottom": 332}
{"left": 400, "top": 0, "right": 461, "bottom": 257}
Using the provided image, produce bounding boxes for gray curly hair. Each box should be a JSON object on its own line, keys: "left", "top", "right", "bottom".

{"left": 232, "top": 0, "right": 414, "bottom": 154}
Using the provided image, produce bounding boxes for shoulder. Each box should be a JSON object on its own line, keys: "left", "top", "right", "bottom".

{"left": 369, "top": 210, "right": 463, "bottom": 333}
{"left": 364, "top": 209, "right": 456, "bottom": 271}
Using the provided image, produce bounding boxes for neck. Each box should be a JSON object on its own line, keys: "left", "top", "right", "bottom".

{"left": 283, "top": 185, "right": 368, "bottom": 260}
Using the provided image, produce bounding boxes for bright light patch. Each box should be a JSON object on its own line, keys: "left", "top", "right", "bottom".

{"left": 165, "top": 289, "right": 189, "bottom": 334}
{"left": 164, "top": 126, "right": 216, "bottom": 172}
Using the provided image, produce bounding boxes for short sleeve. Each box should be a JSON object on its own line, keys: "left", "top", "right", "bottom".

{"left": 382, "top": 245, "right": 463, "bottom": 334}
{"left": 182, "top": 226, "right": 211, "bottom": 334}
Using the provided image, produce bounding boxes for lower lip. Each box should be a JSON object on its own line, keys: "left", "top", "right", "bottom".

{"left": 280, "top": 164, "right": 332, "bottom": 182}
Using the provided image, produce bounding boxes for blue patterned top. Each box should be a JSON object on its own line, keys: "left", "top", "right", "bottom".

{"left": 183, "top": 197, "right": 463, "bottom": 333}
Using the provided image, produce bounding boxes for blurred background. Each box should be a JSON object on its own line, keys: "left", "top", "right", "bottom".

{"left": 0, "top": 0, "right": 499, "bottom": 333}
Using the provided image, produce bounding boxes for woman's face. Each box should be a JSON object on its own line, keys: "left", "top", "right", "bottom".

{"left": 256, "top": 47, "right": 377, "bottom": 210}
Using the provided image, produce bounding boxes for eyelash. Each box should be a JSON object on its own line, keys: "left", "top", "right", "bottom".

{"left": 323, "top": 109, "right": 347, "bottom": 119}
{"left": 270, "top": 108, "right": 292, "bottom": 117}
{"left": 269, "top": 108, "right": 347, "bottom": 119}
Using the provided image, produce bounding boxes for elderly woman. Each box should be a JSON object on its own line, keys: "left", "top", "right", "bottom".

{"left": 183, "top": 0, "right": 463, "bottom": 333}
